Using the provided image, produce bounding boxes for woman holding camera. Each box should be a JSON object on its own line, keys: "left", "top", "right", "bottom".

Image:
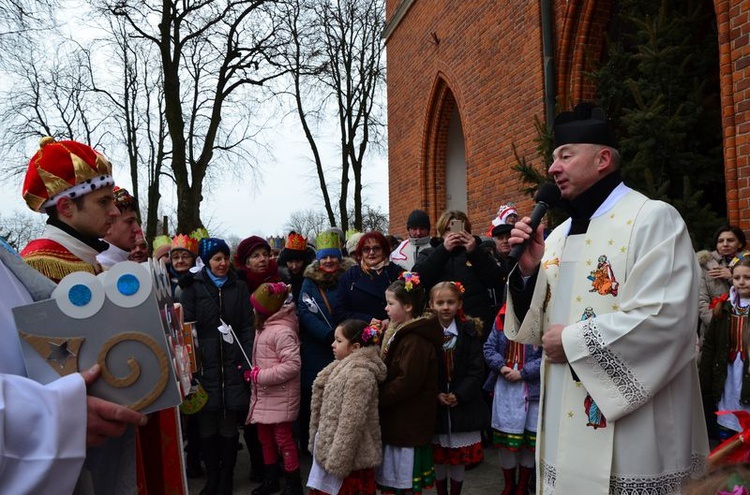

{"left": 413, "top": 210, "right": 507, "bottom": 339}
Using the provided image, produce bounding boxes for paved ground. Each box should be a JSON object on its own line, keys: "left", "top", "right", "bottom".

{"left": 188, "top": 440, "right": 521, "bottom": 494}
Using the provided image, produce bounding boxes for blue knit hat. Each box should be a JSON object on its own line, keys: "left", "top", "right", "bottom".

{"left": 199, "top": 237, "right": 230, "bottom": 265}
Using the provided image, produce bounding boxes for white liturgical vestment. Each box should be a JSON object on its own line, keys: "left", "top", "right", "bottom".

{"left": 506, "top": 184, "right": 709, "bottom": 494}
{"left": 0, "top": 244, "right": 87, "bottom": 494}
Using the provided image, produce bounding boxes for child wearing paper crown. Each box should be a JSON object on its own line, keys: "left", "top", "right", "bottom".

{"left": 247, "top": 282, "right": 303, "bottom": 495}
{"left": 700, "top": 251, "right": 750, "bottom": 441}
{"left": 376, "top": 272, "right": 443, "bottom": 495}
{"left": 306, "top": 319, "right": 387, "bottom": 495}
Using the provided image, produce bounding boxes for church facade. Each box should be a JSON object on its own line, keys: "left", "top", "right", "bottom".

{"left": 384, "top": 0, "right": 750, "bottom": 236}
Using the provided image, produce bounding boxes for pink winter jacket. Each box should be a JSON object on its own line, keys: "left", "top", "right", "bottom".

{"left": 247, "top": 303, "right": 301, "bottom": 424}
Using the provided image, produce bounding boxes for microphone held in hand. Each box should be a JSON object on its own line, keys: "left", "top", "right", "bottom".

{"left": 508, "top": 182, "right": 561, "bottom": 262}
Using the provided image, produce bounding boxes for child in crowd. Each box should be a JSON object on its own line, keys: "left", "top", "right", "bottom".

{"left": 246, "top": 282, "right": 303, "bottom": 495}
{"left": 700, "top": 252, "right": 750, "bottom": 441}
{"left": 377, "top": 272, "right": 443, "bottom": 495}
{"left": 307, "top": 319, "right": 387, "bottom": 495}
{"left": 483, "top": 304, "right": 542, "bottom": 495}
{"left": 430, "top": 282, "right": 489, "bottom": 495}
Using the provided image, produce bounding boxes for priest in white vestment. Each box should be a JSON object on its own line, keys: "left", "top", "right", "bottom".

{"left": 505, "top": 103, "right": 709, "bottom": 494}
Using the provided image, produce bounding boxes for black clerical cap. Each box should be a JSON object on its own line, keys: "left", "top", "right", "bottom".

{"left": 553, "top": 103, "right": 618, "bottom": 149}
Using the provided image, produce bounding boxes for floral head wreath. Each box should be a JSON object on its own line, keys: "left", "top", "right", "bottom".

{"left": 730, "top": 251, "right": 750, "bottom": 269}
{"left": 361, "top": 324, "right": 381, "bottom": 346}
{"left": 450, "top": 281, "right": 465, "bottom": 295}
{"left": 399, "top": 271, "right": 421, "bottom": 292}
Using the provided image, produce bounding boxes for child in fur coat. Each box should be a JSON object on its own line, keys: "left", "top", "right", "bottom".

{"left": 307, "top": 319, "right": 387, "bottom": 495}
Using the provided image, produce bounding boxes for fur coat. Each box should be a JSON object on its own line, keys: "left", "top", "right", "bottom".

{"left": 308, "top": 346, "right": 387, "bottom": 478}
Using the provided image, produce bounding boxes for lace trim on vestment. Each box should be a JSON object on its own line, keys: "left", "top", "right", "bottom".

{"left": 580, "top": 319, "right": 649, "bottom": 413}
{"left": 541, "top": 453, "right": 705, "bottom": 494}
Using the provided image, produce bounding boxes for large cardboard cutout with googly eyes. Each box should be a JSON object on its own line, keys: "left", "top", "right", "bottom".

{"left": 12, "top": 260, "right": 184, "bottom": 414}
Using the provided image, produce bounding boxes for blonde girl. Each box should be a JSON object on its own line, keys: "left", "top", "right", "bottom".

{"left": 377, "top": 272, "right": 443, "bottom": 495}
{"left": 306, "top": 319, "right": 387, "bottom": 495}
{"left": 429, "top": 281, "right": 488, "bottom": 495}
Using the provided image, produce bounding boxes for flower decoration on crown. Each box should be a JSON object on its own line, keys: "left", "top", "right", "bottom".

{"left": 362, "top": 324, "right": 381, "bottom": 346}
{"left": 399, "top": 271, "right": 421, "bottom": 292}
{"left": 450, "top": 281, "right": 465, "bottom": 295}
{"left": 730, "top": 251, "right": 750, "bottom": 269}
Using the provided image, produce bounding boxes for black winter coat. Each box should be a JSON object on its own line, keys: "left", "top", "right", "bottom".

{"left": 334, "top": 262, "right": 404, "bottom": 324}
{"left": 435, "top": 318, "right": 490, "bottom": 434}
{"left": 413, "top": 237, "right": 507, "bottom": 336}
{"left": 180, "top": 268, "right": 254, "bottom": 412}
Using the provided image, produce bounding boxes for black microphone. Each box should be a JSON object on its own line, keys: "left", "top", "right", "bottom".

{"left": 508, "top": 182, "right": 561, "bottom": 262}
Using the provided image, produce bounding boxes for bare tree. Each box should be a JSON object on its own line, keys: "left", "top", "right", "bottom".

{"left": 104, "top": 0, "right": 287, "bottom": 233}
{"left": 359, "top": 205, "right": 388, "bottom": 233}
{"left": 0, "top": 0, "right": 57, "bottom": 54}
{"left": 0, "top": 39, "right": 109, "bottom": 179}
{"left": 276, "top": 0, "right": 386, "bottom": 231}
{"left": 0, "top": 211, "right": 45, "bottom": 251}
{"left": 84, "top": 17, "right": 170, "bottom": 242}
{"left": 284, "top": 208, "right": 330, "bottom": 240}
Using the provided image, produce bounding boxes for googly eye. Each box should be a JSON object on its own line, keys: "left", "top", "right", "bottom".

{"left": 52, "top": 271, "right": 105, "bottom": 319}
{"left": 103, "top": 261, "right": 152, "bottom": 308}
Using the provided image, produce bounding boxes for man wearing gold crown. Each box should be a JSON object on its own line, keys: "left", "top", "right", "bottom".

{"left": 506, "top": 104, "right": 708, "bottom": 494}
{"left": 97, "top": 186, "right": 142, "bottom": 268}
{"left": 20, "top": 137, "right": 119, "bottom": 282}
{"left": 12, "top": 137, "right": 153, "bottom": 494}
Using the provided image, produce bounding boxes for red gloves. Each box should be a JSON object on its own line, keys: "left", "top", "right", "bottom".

{"left": 249, "top": 367, "right": 261, "bottom": 384}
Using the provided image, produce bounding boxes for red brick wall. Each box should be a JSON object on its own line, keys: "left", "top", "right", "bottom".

{"left": 385, "top": 0, "right": 547, "bottom": 237}
{"left": 717, "top": 0, "right": 750, "bottom": 230}
{"left": 386, "top": 0, "right": 750, "bottom": 235}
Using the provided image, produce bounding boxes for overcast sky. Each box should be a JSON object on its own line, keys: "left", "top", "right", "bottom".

{"left": 0, "top": 123, "right": 389, "bottom": 240}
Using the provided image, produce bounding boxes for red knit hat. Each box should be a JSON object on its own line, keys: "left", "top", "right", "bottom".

{"left": 235, "top": 236, "right": 270, "bottom": 266}
{"left": 23, "top": 136, "right": 113, "bottom": 212}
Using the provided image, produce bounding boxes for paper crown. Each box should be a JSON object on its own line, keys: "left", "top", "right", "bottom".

{"left": 190, "top": 228, "right": 209, "bottom": 242}
{"left": 268, "top": 236, "right": 284, "bottom": 250}
{"left": 251, "top": 282, "right": 290, "bottom": 317}
{"left": 153, "top": 235, "right": 171, "bottom": 252}
{"left": 285, "top": 232, "right": 307, "bottom": 251}
{"left": 316, "top": 230, "right": 342, "bottom": 260}
{"left": 152, "top": 235, "right": 172, "bottom": 260}
{"left": 172, "top": 234, "right": 198, "bottom": 255}
{"left": 23, "top": 136, "right": 114, "bottom": 212}
{"left": 345, "top": 229, "right": 360, "bottom": 240}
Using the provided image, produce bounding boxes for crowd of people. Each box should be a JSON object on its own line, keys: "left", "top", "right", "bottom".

{"left": 4, "top": 104, "right": 750, "bottom": 495}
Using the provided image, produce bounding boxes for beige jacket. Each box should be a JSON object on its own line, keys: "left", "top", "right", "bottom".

{"left": 309, "top": 345, "right": 387, "bottom": 478}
